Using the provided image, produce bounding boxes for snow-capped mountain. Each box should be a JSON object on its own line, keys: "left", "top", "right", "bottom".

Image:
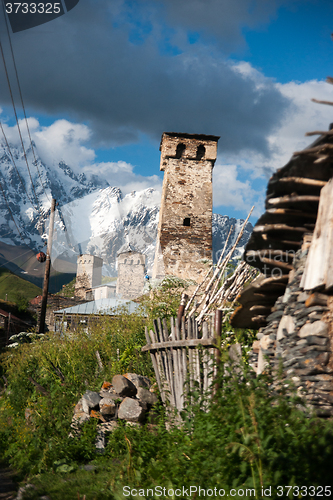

{"left": 0, "top": 141, "right": 253, "bottom": 280}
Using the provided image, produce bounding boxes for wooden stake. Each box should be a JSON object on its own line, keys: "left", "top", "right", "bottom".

{"left": 38, "top": 198, "right": 56, "bottom": 334}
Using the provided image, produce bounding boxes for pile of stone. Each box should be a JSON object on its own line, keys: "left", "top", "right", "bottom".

{"left": 71, "top": 373, "right": 158, "bottom": 451}
{"left": 249, "top": 247, "right": 333, "bottom": 416}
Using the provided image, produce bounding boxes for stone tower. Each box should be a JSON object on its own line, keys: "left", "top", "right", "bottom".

{"left": 153, "top": 132, "right": 219, "bottom": 283}
{"left": 75, "top": 254, "right": 103, "bottom": 299}
{"left": 116, "top": 243, "right": 146, "bottom": 299}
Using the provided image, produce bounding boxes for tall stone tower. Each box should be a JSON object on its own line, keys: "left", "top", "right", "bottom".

{"left": 116, "top": 243, "right": 146, "bottom": 299}
{"left": 153, "top": 132, "right": 219, "bottom": 283}
{"left": 75, "top": 254, "right": 103, "bottom": 299}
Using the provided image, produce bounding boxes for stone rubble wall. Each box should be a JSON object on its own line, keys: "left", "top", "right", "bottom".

{"left": 71, "top": 373, "right": 158, "bottom": 451}
{"left": 249, "top": 248, "right": 333, "bottom": 416}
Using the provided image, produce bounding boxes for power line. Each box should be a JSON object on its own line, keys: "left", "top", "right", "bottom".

{"left": 0, "top": 178, "right": 26, "bottom": 243}
{"left": 0, "top": 34, "right": 41, "bottom": 211}
{"left": 0, "top": 121, "right": 44, "bottom": 213}
{"left": 0, "top": 252, "right": 39, "bottom": 287}
{"left": 0, "top": 247, "right": 35, "bottom": 269}
{"left": 1, "top": 0, "right": 51, "bottom": 203}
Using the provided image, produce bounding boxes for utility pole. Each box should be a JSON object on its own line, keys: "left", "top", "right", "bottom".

{"left": 38, "top": 198, "right": 56, "bottom": 334}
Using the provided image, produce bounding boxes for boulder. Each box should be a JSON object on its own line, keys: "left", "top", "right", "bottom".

{"left": 95, "top": 421, "right": 118, "bottom": 452}
{"left": 118, "top": 397, "right": 146, "bottom": 422}
{"left": 124, "top": 373, "right": 151, "bottom": 390}
{"left": 298, "top": 321, "right": 329, "bottom": 339}
{"left": 137, "top": 387, "right": 158, "bottom": 406}
{"left": 112, "top": 375, "right": 137, "bottom": 397}
{"left": 99, "top": 397, "right": 117, "bottom": 416}
{"left": 72, "top": 398, "right": 90, "bottom": 425}
{"left": 82, "top": 390, "right": 102, "bottom": 409}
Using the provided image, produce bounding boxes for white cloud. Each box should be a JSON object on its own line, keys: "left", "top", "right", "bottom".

{"left": 82, "top": 161, "right": 162, "bottom": 194}
{"left": 33, "top": 119, "right": 96, "bottom": 170}
{"left": 220, "top": 78, "right": 333, "bottom": 179}
{"left": 213, "top": 76, "right": 333, "bottom": 217}
{"left": 213, "top": 163, "right": 264, "bottom": 217}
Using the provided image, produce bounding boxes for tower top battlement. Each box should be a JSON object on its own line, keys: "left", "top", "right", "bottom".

{"left": 159, "top": 132, "right": 219, "bottom": 171}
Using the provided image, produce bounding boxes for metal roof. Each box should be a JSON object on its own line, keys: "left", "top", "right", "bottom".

{"left": 54, "top": 298, "right": 141, "bottom": 316}
{"left": 91, "top": 282, "right": 117, "bottom": 289}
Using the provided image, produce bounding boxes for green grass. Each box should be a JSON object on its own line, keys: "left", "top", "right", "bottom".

{"left": 0, "top": 268, "right": 41, "bottom": 303}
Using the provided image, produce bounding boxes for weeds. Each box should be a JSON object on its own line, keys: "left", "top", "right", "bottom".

{"left": 1, "top": 303, "right": 333, "bottom": 498}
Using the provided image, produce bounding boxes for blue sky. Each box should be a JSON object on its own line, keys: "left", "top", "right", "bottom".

{"left": 1, "top": 0, "right": 333, "bottom": 223}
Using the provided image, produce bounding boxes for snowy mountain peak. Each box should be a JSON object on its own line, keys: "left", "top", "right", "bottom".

{"left": 0, "top": 142, "right": 253, "bottom": 282}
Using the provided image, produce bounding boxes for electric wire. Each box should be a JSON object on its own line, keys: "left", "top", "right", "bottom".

{"left": 0, "top": 121, "right": 44, "bottom": 214}
{"left": 1, "top": 0, "right": 51, "bottom": 203}
{"left": 0, "top": 178, "right": 26, "bottom": 243}
{"left": 0, "top": 252, "right": 39, "bottom": 287}
{"left": 0, "top": 35, "right": 41, "bottom": 211}
{"left": 0, "top": 247, "right": 34, "bottom": 269}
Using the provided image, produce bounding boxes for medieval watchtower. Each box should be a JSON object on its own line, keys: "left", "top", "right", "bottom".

{"left": 116, "top": 243, "right": 146, "bottom": 299}
{"left": 153, "top": 132, "right": 219, "bottom": 283}
{"left": 75, "top": 254, "right": 103, "bottom": 299}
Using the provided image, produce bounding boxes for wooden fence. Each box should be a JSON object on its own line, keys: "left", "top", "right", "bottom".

{"left": 142, "top": 316, "right": 216, "bottom": 412}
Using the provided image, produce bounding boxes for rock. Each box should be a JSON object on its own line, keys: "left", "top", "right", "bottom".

{"left": 257, "top": 348, "right": 268, "bottom": 375}
{"left": 305, "top": 336, "right": 329, "bottom": 347}
{"left": 82, "top": 390, "right": 102, "bottom": 409}
{"left": 99, "top": 397, "right": 117, "bottom": 416}
{"left": 72, "top": 399, "right": 90, "bottom": 425}
{"left": 16, "top": 484, "right": 37, "bottom": 500}
{"left": 118, "top": 397, "right": 146, "bottom": 422}
{"left": 124, "top": 373, "right": 151, "bottom": 390}
{"left": 95, "top": 421, "right": 118, "bottom": 452}
{"left": 266, "top": 310, "right": 284, "bottom": 322}
{"left": 101, "top": 381, "right": 112, "bottom": 390}
{"left": 252, "top": 340, "right": 260, "bottom": 353}
{"left": 260, "top": 335, "right": 274, "bottom": 350}
{"left": 112, "top": 375, "right": 137, "bottom": 397}
{"left": 298, "top": 321, "right": 329, "bottom": 339}
{"left": 99, "top": 391, "right": 123, "bottom": 402}
{"left": 277, "top": 315, "right": 295, "bottom": 340}
{"left": 137, "top": 387, "right": 158, "bottom": 406}
{"left": 297, "top": 292, "right": 309, "bottom": 303}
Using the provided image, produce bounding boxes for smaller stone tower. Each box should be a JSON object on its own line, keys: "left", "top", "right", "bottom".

{"left": 75, "top": 254, "right": 103, "bottom": 299}
{"left": 153, "top": 132, "right": 219, "bottom": 283}
{"left": 116, "top": 244, "right": 146, "bottom": 300}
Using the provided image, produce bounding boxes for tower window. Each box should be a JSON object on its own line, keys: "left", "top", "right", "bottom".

{"left": 175, "top": 143, "right": 186, "bottom": 159}
{"left": 196, "top": 144, "right": 205, "bottom": 160}
{"left": 183, "top": 217, "right": 191, "bottom": 226}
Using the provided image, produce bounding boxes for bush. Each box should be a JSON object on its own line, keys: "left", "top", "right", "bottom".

{"left": 0, "top": 310, "right": 154, "bottom": 475}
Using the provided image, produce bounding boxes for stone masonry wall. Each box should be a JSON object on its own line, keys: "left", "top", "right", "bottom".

{"left": 116, "top": 251, "right": 145, "bottom": 300}
{"left": 249, "top": 248, "right": 333, "bottom": 416}
{"left": 75, "top": 255, "right": 103, "bottom": 299}
{"left": 153, "top": 133, "right": 219, "bottom": 284}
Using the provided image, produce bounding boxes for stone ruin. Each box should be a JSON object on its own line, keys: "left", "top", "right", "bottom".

{"left": 71, "top": 373, "right": 158, "bottom": 451}
{"left": 231, "top": 124, "right": 333, "bottom": 416}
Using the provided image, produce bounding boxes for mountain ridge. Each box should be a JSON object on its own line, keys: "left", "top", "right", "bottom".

{"left": 0, "top": 141, "right": 253, "bottom": 287}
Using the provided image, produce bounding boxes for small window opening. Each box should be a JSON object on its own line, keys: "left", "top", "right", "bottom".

{"left": 124, "top": 259, "right": 127, "bottom": 264}
{"left": 183, "top": 217, "right": 191, "bottom": 226}
{"left": 196, "top": 144, "right": 205, "bottom": 160}
{"left": 175, "top": 143, "right": 186, "bottom": 159}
